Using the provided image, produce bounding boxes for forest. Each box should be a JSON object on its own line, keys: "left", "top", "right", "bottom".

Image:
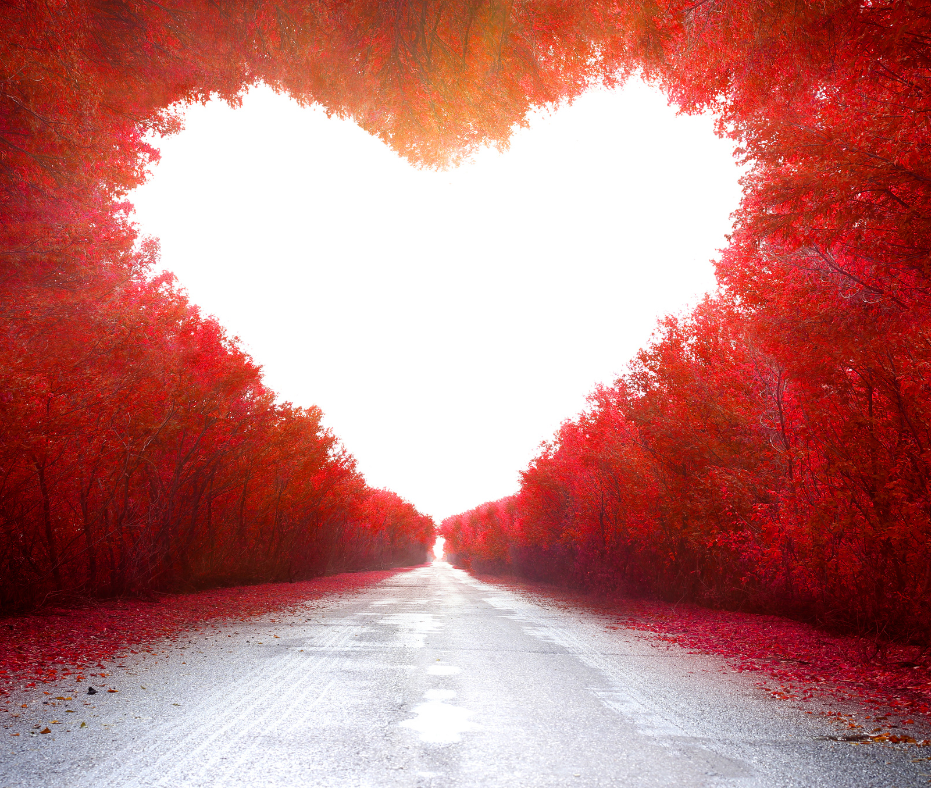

{"left": 1, "top": 0, "right": 929, "bottom": 641}
{"left": 433, "top": 1, "right": 929, "bottom": 642}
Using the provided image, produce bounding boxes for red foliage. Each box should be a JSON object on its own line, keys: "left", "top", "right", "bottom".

{"left": 0, "top": 258, "right": 435, "bottom": 608}
{"left": 0, "top": 1, "right": 929, "bottom": 642}
{"left": 441, "top": 0, "right": 929, "bottom": 645}
{"left": 0, "top": 569, "right": 408, "bottom": 695}
{"left": 446, "top": 284, "right": 929, "bottom": 640}
{"left": 440, "top": 496, "right": 519, "bottom": 569}
{"left": 614, "top": 602, "right": 930, "bottom": 724}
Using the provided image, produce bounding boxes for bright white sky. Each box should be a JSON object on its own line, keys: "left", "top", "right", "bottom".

{"left": 130, "top": 79, "right": 742, "bottom": 523}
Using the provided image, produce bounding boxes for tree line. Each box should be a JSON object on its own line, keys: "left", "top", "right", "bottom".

{"left": 1, "top": 255, "right": 435, "bottom": 609}
{"left": 1, "top": 0, "right": 928, "bottom": 631}
{"left": 442, "top": 0, "right": 929, "bottom": 643}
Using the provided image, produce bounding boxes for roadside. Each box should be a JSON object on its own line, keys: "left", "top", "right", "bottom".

{"left": 0, "top": 568, "right": 411, "bottom": 701}
{"left": 469, "top": 571, "right": 931, "bottom": 747}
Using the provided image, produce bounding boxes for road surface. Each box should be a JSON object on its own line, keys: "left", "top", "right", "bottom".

{"left": 1, "top": 562, "right": 929, "bottom": 786}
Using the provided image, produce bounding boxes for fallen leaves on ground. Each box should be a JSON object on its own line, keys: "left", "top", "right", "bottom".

{"left": 612, "top": 599, "right": 929, "bottom": 724}
{"left": 0, "top": 569, "right": 405, "bottom": 695}
{"left": 475, "top": 572, "right": 930, "bottom": 739}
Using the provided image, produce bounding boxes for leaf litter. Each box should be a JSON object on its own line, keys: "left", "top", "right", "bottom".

{"left": 0, "top": 569, "right": 405, "bottom": 697}
{"left": 474, "top": 572, "right": 930, "bottom": 746}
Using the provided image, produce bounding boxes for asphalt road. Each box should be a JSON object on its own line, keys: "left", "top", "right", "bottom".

{"left": 1, "top": 562, "right": 929, "bottom": 787}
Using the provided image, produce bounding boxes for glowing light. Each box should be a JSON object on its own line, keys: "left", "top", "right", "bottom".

{"left": 130, "top": 82, "right": 741, "bottom": 521}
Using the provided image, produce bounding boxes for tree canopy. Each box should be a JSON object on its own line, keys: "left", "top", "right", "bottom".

{"left": 0, "top": 1, "right": 929, "bottom": 634}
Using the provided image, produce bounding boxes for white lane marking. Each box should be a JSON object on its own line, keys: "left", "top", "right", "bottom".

{"left": 400, "top": 690, "right": 482, "bottom": 743}
{"left": 427, "top": 664, "right": 460, "bottom": 676}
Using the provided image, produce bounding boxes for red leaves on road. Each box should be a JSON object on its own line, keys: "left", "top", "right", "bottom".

{"left": 0, "top": 569, "right": 405, "bottom": 696}
{"left": 479, "top": 574, "right": 930, "bottom": 736}
{"left": 614, "top": 601, "right": 930, "bottom": 722}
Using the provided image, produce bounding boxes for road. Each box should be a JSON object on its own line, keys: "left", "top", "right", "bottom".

{"left": 1, "top": 562, "right": 929, "bottom": 787}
